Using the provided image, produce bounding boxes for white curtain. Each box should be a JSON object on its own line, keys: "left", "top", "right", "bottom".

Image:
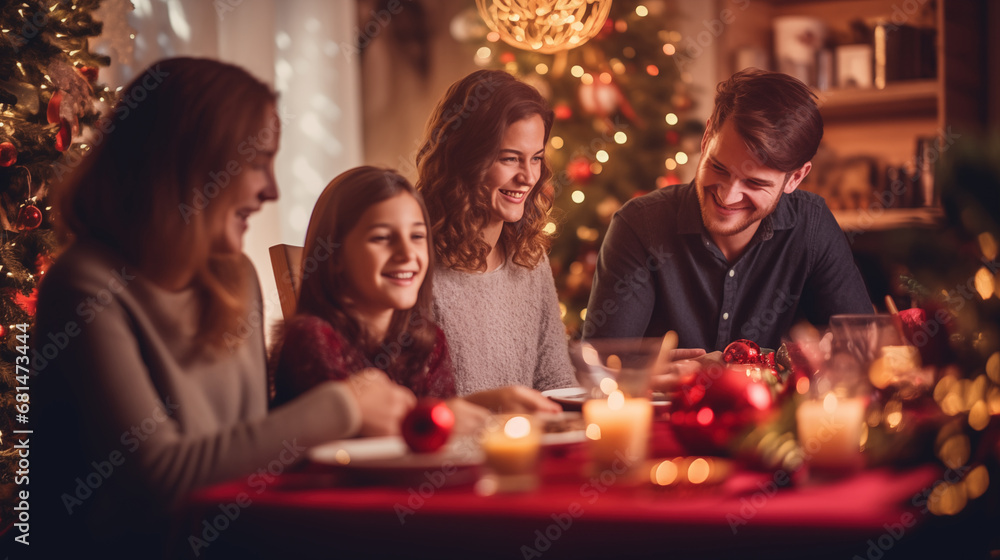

{"left": 91, "top": 0, "right": 362, "bottom": 338}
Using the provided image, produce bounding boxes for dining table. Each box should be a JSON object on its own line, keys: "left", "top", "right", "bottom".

{"left": 170, "top": 421, "right": 993, "bottom": 560}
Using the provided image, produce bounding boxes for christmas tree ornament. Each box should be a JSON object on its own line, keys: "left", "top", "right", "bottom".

{"left": 578, "top": 80, "right": 620, "bottom": 117}
{"left": 401, "top": 399, "right": 455, "bottom": 453}
{"left": 0, "top": 142, "right": 16, "bottom": 167}
{"left": 566, "top": 157, "right": 592, "bottom": 183}
{"left": 17, "top": 204, "right": 43, "bottom": 230}
{"left": 671, "top": 363, "right": 778, "bottom": 455}
{"left": 0, "top": 324, "right": 6, "bottom": 338}
{"left": 47, "top": 91, "right": 64, "bottom": 124}
{"left": 476, "top": 0, "right": 612, "bottom": 54}
{"left": 55, "top": 119, "right": 72, "bottom": 151}
{"left": 79, "top": 66, "right": 99, "bottom": 82}
{"left": 723, "top": 339, "right": 761, "bottom": 365}
{"left": 553, "top": 102, "right": 572, "bottom": 120}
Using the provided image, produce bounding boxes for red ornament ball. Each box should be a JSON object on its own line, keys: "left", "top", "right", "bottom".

{"left": 401, "top": 399, "right": 454, "bottom": 453}
{"left": 566, "top": 157, "right": 592, "bottom": 183}
{"left": 79, "top": 66, "right": 99, "bottom": 82}
{"left": 553, "top": 103, "right": 572, "bottom": 120}
{"left": 0, "top": 324, "right": 5, "bottom": 338}
{"left": 670, "top": 364, "right": 777, "bottom": 455}
{"left": 0, "top": 142, "right": 16, "bottom": 167}
{"left": 723, "top": 339, "right": 761, "bottom": 365}
{"left": 17, "top": 204, "right": 43, "bottom": 230}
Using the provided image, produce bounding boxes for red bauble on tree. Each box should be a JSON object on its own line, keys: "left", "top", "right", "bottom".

{"left": 17, "top": 205, "right": 43, "bottom": 230}
{"left": 553, "top": 103, "right": 572, "bottom": 120}
{"left": 79, "top": 66, "right": 99, "bottom": 82}
{"left": 566, "top": 157, "right": 592, "bottom": 184}
{"left": 401, "top": 399, "right": 454, "bottom": 453}
{"left": 0, "top": 142, "right": 16, "bottom": 167}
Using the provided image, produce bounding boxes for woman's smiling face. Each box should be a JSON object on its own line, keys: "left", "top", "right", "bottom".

{"left": 482, "top": 114, "right": 546, "bottom": 229}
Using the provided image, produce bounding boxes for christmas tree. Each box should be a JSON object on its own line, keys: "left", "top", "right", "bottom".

{"left": 457, "top": 1, "right": 703, "bottom": 334}
{"left": 0, "top": 0, "right": 115, "bottom": 528}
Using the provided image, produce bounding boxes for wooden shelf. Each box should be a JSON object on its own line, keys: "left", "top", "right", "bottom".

{"left": 832, "top": 207, "right": 944, "bottom": 231}
{"left": 816, "top": 80, "right": 939, "bottom": 120}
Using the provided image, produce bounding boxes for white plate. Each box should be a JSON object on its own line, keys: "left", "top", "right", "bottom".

{"left": 309, "top": 436, "right": 483, "bottom": 469}
{"left": 542, "top": 387, "right": 671, "bottom": 408}
{"left": 542, "top": 387, "right": 589, "bottom": 407}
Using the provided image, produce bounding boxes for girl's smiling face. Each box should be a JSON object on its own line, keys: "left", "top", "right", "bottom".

{"left": 340, "top": 192, "right": 429, "bottom": 325}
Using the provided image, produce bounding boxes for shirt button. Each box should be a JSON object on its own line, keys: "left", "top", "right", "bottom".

{"left": 729, "top": 269, "right": 735, "bottom": 277}
{"left": 723, "top": 312, "right": 730, "bottom": 320}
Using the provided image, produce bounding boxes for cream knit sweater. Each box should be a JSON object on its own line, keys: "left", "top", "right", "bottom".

{"left": 431, "top": 253, "right": 576, "bottom": 396}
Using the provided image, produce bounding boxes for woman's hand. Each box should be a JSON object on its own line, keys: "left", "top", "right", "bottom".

{"left": 445, "top": 398, "right": 491, "bottom": 436}
{"left": 346, "top": 368, "right": 417, "bottom": 437}
{"left": 463, "top": 385, "right": 562, "bottom": 414}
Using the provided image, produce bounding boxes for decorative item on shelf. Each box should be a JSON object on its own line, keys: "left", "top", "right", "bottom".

{"left": 401, "top": 399, "right": 455, "bottom": 453}
{"left": 480, "top": 414, "right": 541, "bottom": 492}
{"left": 836, "top": 43, "right": 874, "bottom": 89}
{"left": 773, "top": 16, "right": 826, "bottom": 88}
{"left": 475, "top": 0, "right": 613, "bottom": 54}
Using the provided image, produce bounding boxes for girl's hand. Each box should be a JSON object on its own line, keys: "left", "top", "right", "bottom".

{"left": 347, "top": 368, "right": 417, "bottom": 437}
{"left": 445, "top": 398, "right": 490, "bottom": 436}
{"left": 463, "top": 386, "right": 562, "bottom": 414}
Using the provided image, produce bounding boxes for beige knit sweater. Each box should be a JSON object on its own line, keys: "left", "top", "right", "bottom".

{"left": 431, "top": 253, "right": 576, "bottom": 396}
{"left": 34, "top": 239, "right": 360, "bottom": 551}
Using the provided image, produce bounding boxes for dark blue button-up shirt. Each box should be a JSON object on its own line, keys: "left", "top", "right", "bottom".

{"left": 583, "top": 181, "right": 873, "bottom": 351}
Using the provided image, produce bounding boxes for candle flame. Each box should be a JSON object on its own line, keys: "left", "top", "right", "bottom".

{"left": 585, "top": 423, "right": 601, "bottom": 440}
{"left": 822, "top": 393, "right": 838, "bottom": 413}
{"left": 608, "top": 390, "right": 625, "bottom": 410}
{"left": 503, "top": 416, "right": 531, "bottom": 439}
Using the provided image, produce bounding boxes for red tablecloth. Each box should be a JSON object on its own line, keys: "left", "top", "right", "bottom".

{"left": 171, "top": 424, "right": 985, "bottom": 560}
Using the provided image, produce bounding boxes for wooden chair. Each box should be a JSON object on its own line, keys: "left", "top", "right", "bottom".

{"left": 269, "top": 244, "right": 303, "bottom": 320}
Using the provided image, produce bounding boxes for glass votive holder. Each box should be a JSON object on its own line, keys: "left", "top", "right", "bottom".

{"left": 795, "top": 351, "right": 869, "bottom": 479}
{"left": 582, "top": 389, "right": 653, "bottom": 482}
{"left": 480, "top": 414, "right": 541, "bottom": 492}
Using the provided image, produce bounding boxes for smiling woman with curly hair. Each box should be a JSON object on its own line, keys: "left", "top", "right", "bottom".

{"left": 416, "top": 69, "right": 575, "bottom": 412}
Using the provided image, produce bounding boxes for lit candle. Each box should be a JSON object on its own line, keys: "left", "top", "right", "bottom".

{"left": 480, "top": 415, "right": 541, "bottom": 477}
{"left": 582, "top": 390, "right": 653, "bottom": 477}
{"left": 796, "top": 393, "right": 866, "bottom": 475}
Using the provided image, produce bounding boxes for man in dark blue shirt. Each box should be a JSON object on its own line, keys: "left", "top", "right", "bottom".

{"left": 584, "top": 68, "right": 872, "bottom": 352}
